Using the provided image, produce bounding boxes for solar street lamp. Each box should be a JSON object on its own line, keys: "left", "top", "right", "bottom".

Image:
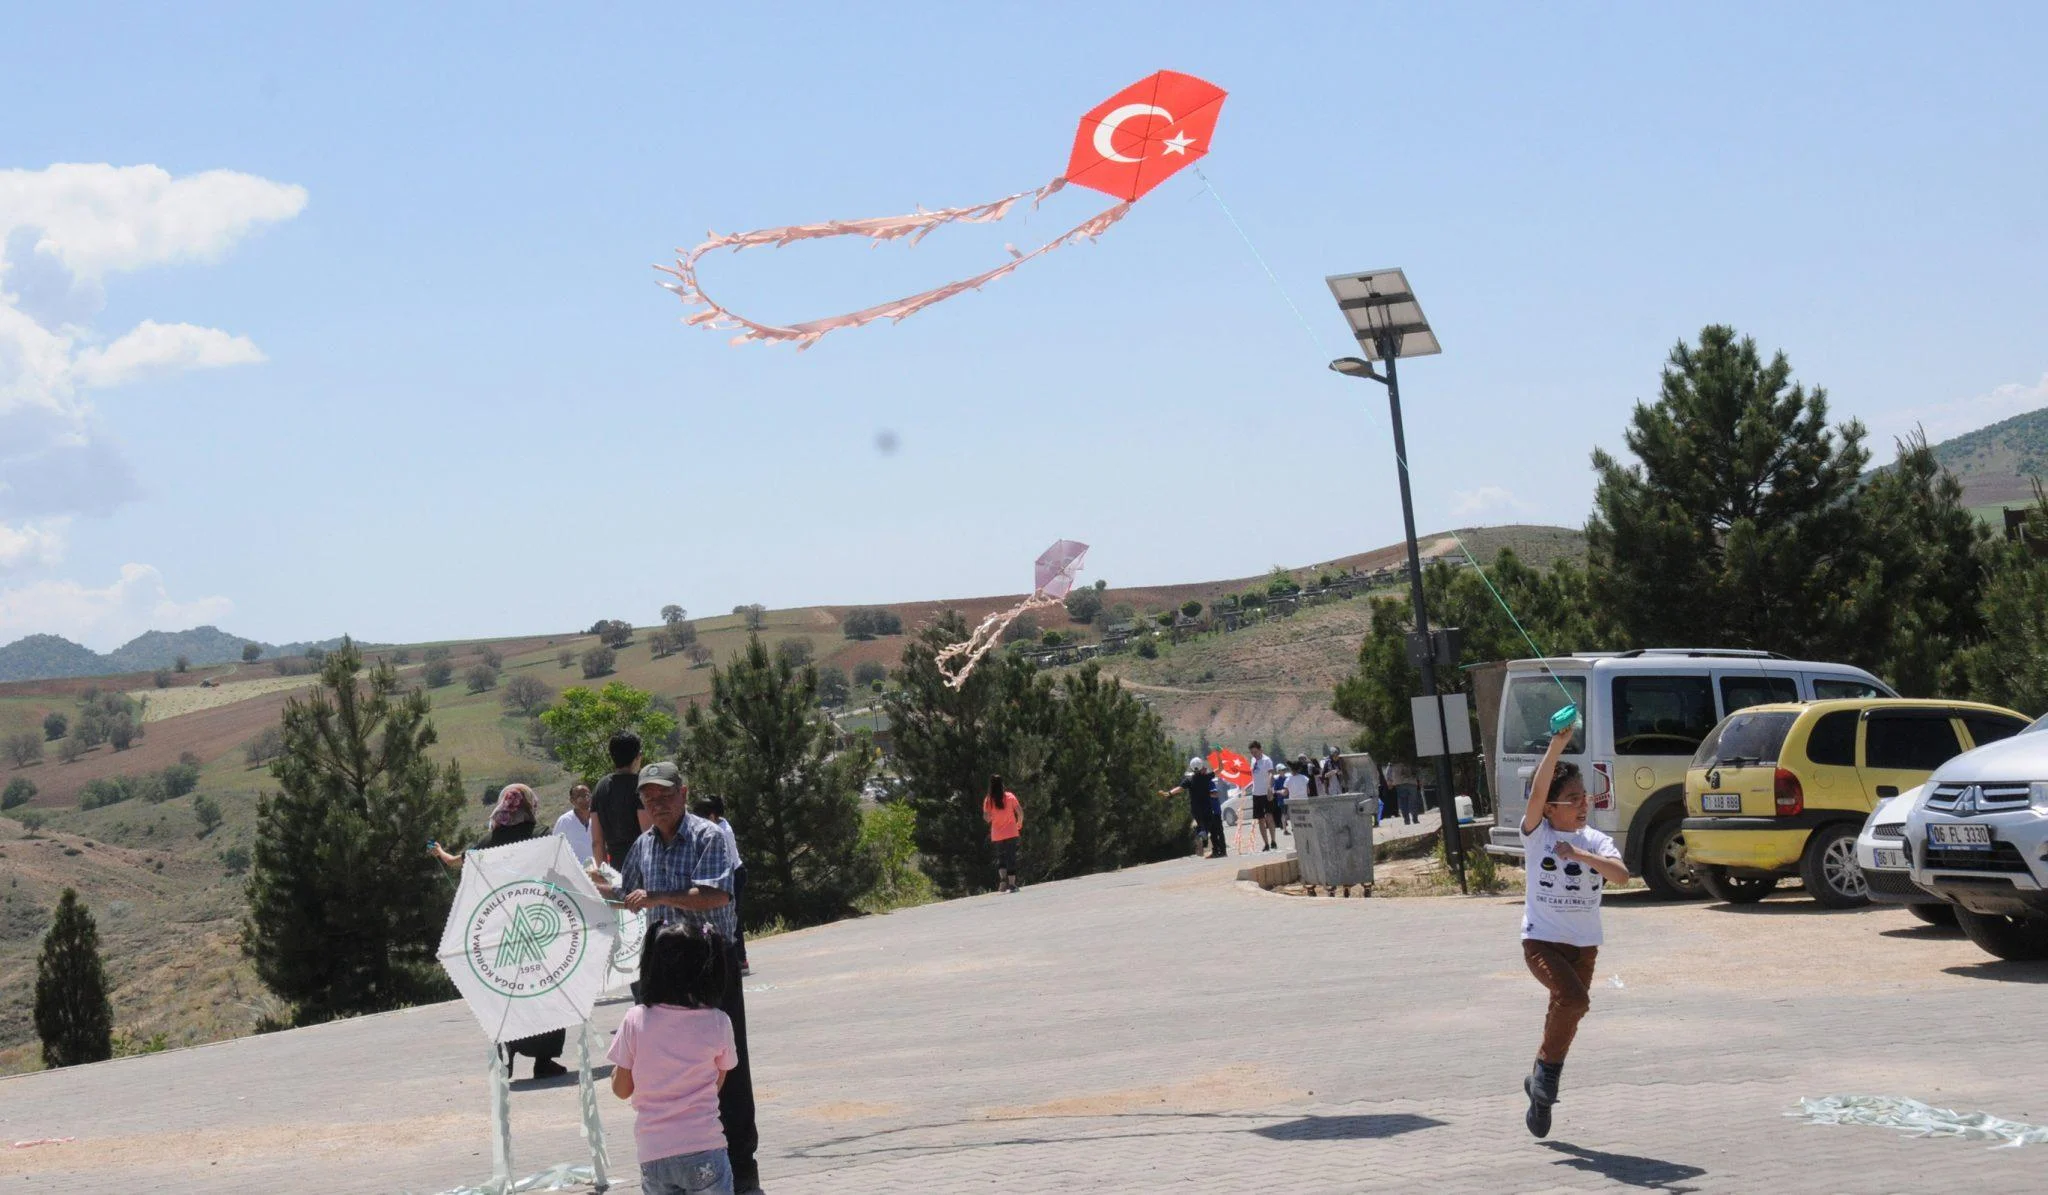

{"left": 1324, "top": 268, "right": 1467, "bottom": 893}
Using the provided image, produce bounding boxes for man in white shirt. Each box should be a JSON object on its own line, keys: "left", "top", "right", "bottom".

{"left": 552, "top": 783, "right": 595, "bottom": 864}
{"left": 1248, "top": 741, "right": 1277, "bottom": 852}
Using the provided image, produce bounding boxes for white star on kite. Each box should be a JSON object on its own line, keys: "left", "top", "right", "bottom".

{"left": 1160, "top": 131, "right": 1196, "bottom": 155}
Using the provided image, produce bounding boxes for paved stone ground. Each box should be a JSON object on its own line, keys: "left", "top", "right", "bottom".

{"left": 5, "top": 842, "right": 2046, "bottom": 1194}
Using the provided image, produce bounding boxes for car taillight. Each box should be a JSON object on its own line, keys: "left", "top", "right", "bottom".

{"left": 1774, "top": 767, "right": 1804, "bottom": 816}
{"left": 1590, "top": 762, "right": 1613, "bottom": 811}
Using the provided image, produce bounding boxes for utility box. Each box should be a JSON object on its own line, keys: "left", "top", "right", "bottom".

{"left": 1289, "top": 793, "right": 1375, "bottom": 888}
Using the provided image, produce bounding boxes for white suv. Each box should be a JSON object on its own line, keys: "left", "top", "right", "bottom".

{"left": 1904, "top": 716, "right": 2048, "bottom": 961}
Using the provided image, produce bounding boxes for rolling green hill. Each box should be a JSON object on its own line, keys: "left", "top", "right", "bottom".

{"left": 1926, "top": 405, "right": 2048, "bottom": 508}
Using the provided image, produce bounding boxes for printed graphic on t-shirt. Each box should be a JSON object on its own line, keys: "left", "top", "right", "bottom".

{"left": 1521, "top": 821, "right": 1618, "bottom": 947}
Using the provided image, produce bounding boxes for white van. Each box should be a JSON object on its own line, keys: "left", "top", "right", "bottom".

{"left": 1484, "top": 649, "right": 1894, "bottom": 898}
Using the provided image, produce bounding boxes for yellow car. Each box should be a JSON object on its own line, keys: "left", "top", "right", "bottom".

{"left": 1682, "top": 699, "right": 2030, "bottom": 907}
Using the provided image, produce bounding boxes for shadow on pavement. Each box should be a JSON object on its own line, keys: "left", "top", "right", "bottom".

{"left": 1250, "top": 1113, "right": 1444, "bottom": 1141}
{"left": 1942, "top": 961, "right": 2048, "bottom": 984}
{"left": 1879, "top": 925, "right": 1961, "bottom": 940}
{"left": 1699, "top": 897, "right": 1874, "bottom": 917}
{"left": 514, "top": 1063, "right": 613, "bottom": 1092}
{"left": 1542, "top": 1141, "right": 1706, "bottom": 1191}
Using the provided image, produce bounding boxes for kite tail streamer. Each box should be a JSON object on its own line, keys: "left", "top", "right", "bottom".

{"left": 933, "top": 592, "right": 1065, "bottom": 689}
{"left": 577, "top": 1020, "right": 611, "bottom": 1191}
{"left": 657, "top": 178, "right": 1131, "bottom": 350}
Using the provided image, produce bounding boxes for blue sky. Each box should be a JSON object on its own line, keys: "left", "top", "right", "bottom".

{"left": 2, "top": 2, "right": 2043, "bottom": 650}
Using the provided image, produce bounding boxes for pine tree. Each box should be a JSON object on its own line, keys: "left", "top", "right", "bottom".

{"left": 1850, "top": 431, "right": 1994, "bottom": 695}
{"left": 1587, "top": 326, "right": 1869, "bottom": 656}
{"left": 682, "top": 636, "right": 877, "bottom": 929}
{"left": 34, "top": 888, "right": 113, "bottom": 1068}
{"left": 243, "top": 638, "right": 466, "bottom": 1026}
{"left": 1039, "top": 664, "right": 1183, "bottom": 875}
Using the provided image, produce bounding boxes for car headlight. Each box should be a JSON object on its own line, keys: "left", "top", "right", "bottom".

{"left": 2034, "top": 782, "right": 2048, "bottom": 811}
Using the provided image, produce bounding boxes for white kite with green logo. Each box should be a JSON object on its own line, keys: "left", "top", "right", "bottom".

{"left": 438, "top": 836, "right": 618, "bottom": 1043}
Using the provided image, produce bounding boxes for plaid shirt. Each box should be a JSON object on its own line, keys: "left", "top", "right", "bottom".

{"left": 618, "top": 812, "right": 737, "bottom": 941}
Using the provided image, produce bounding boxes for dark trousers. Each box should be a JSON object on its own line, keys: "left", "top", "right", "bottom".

{"left": 503, "top": 1028, "right": 564, "bottom": 1067}
{"left": 1195, "top": 805, "right": 1227, "bottom": 856}
{"left": 718, "top": 941, "right": 758, "bottom": 1184}
{"left": 1397, "top": 784, "right": 1422, "bottom": 824}
{"left": 732, "top": 864, "right": 749, "bottom": 965}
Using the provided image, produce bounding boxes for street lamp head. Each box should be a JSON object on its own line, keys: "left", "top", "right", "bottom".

{"left": 1324, "top": 268, "right": 1440, "bottom": 361}
{"left": 1328, "top": 357, "right": 1378, "bottom": 379}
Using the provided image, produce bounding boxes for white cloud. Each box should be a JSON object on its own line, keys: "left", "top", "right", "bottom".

{"left": 1864, "top": 373, "right": 2048, "bottom": 453}
{"left": 1451, "top": 485, "right": 1526, "bottom": 518}
{"left": 72, "top": 320, "right": 265, "bottom": 388}
{"left": 0, "top": 518, "right": 66, "bottom": 570}
{"left": 0, "top": 563, "right": 232, "bottom": 653}
{"left": 0, "top": 163, "right": 306, "bottom": 279}
{"left": 0, "top": 163, "right": 301, "bottom": 541}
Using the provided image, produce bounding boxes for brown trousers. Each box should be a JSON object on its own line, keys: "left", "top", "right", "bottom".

{"left": 1523, "top": 939, "right": 1599, "bottom": 1063}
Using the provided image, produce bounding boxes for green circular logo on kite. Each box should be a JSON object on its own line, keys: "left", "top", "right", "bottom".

{"left": 465, "top": 879, "right": 588, "bottom": 999}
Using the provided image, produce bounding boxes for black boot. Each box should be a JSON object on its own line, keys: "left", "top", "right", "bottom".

{"left": 1523, "top": 1059, "right": 1562, "bottom": 1138}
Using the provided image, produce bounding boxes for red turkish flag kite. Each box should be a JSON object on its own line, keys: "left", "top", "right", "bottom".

{"left": 1065, "top": 70, "right": 1228, "bottom": 202}
{"left": 1208, "top": 749, "right": 1252, "bottom": 789}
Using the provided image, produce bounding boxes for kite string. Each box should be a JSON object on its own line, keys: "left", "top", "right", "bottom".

{"left": 1191, "top": 166, "right": 1575, "bottom": 706}
{"left": 1192, "top": 165, "right": 1336, "bottom": 357}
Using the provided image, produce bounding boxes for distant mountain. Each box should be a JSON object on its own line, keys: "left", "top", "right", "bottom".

{"left": 0, "top": 626, "right": 355, "bottom": 683}
{"left": 1926, "top": 406, "right": 2048, "bottom": 508}
{"left": 0, "top": 634, "right": 107, "bottom": 683}
{"left": 103, "top": 625, "right": 263, "bottom": 672}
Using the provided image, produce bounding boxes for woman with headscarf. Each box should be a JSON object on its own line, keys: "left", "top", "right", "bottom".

{"left": 430, "top": 783, "right": 570, "bottom": 1080}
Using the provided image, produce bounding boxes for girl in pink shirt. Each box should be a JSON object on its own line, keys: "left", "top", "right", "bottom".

{"left": 609, "top": 922, "right": 739, "bottom": 1195}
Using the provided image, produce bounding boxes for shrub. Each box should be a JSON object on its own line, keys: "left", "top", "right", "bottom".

{"left": 590, "top": 619, "right": 634, "bottom": 648}
{"left": 738, "top": 604, "right": 767, "bottom": 631}
{"left": 14, "top": 808, "right": 46, "bottom": 832}
{"left": 816, "top": 665, "right": 851, "bottom": 707}
{"left": 1064, "top": 587, "right": 1104, "bottom": 624}
{"left": 390, "top": 648, "right": 410, "bottom": 665}
{"left": 465, "top": 663, "right": 499, "bottom": 693}
{"left": 841, "top": 607, "right": 904, "bottom": 640}
{"left": 1136, "top": 639, "right": 1159, "bottom": 659}
{"left": 1181, "top": 599, "right": 1203, "bottom": 619}
{"left": 6, "top": 732, "right": 44, "bottom": 768}
{"left": 557, "top": 648, "right": 574, "bottom": 669}
{"left": 774, "top": 638, "right": 814, "bottom": 670}
{"left": 160, "top": 762, "right": 201, "bottom": 800}
{"left": 856, "top": 801, "right": 936, "bottom": 914}
{"left": 501, "top": 674, "right": 554, "bottom": 717}
{"left": 56, "top": 737, "right": 86, "bottom": 764}
{"left": 272, "top": 656, "right": 314, "bottom": 677}
{"left": 244, "top": 726, "right": 285, "bottom": 767}
{"left": 1001, "top": 614, "right": 1040, "bottom": 644}
{"left": 853, "top": 661, "right": 887, "bottom": 688}
{"left": 174, "top": 655, "right": 190, "bottom": 673}
{"left": 243, "top": 643, "right": 264, "bottom": 663}
{"left": 421, "top": 659, "right": 455, "bottom": 688}
{"left": 221, "top": 845, "right": 251, "bottom": 876}
{"left": 685, "top": 644, "right": 713, "bottom": 668}
{"left": 479, "top": 646, "right": 503, "bottom": 670}
{"left": 1153, "top": 611, "right": 1173, "bottom": 627}
{"left": 581, "top": 646, "right": 617, "bottom": 679}
{"left": 3, "top": 778, "right": 34, "bottom": 809}
{"left": 79, "top": 779, "right": 132, "bottom": 810}
{"left": 42, "top": 712, "right": 67, "bottom": 741}
{"left": 423, "top": 646, "right": 451, "bottom": 664}
{"left": 153, "top": 670, "right": 172, "bottom": 689}
{"left": 193, "top": 795, "right": 223, "bottom": 838}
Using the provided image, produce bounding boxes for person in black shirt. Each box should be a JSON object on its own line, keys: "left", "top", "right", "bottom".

{"left": 1160, "top": 757, "right": 1227, "bottom": 858}
{"left": 589, "top": 730, "right": 648, "bottom": 868}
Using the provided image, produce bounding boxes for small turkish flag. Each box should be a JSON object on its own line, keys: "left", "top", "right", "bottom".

{"left": 1064, "top": 70, "right": 1227, "bottom": 203}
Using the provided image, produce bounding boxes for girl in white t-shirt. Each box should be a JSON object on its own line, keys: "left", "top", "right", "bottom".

{"left": 1517, "top": 714, "right": 1628, "bottom": 1139}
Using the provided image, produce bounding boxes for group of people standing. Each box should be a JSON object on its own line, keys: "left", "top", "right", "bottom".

{"left": 1161, "top": 742, "right": 1349, "bottom": 858}
{"left": 432, "top": 730, "right": 762, "bottom": 1195}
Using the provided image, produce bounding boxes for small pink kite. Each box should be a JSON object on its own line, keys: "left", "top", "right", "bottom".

{"left": 659, "top": 71, "right": 1226, "bottom": 350}
{"left": 934, "top": 540, "right": 1089, "bottom": 688}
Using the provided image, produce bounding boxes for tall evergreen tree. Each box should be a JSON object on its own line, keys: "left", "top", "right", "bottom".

{"left": 1040, "top": 664, "right": 1183, "bottom": 874}
{"left": 682, "top": 636, "right": 877, "bottom": 929}
{"left": 1587, "top": 326, "right": 1869, "bottom": 656}
{"left": 244, "top": 638, "right": 466, "bottom": 1026}
{"left": 885, "top": 612, "right": 1060, "bottom": 895}
{"left": 1850, "top": 431, "right": 1995, "bottom": 694}
{"left": 34, "top": 887, "right": 113, "bottom": 1068}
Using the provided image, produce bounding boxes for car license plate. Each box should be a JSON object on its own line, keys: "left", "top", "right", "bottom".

{"left": 1928, "top": 823, "right": 1992, "bottom": 849}
{"left": 1701, "top": 792, "right": 1742, "bottom": 813}
{"left": 1872, "top": 847, "right": 1909, "bottom": 870}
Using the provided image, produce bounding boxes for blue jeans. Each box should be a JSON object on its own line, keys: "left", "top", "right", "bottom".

{"left": 641, "top": 1147, "right": 733, "bottom": 1195}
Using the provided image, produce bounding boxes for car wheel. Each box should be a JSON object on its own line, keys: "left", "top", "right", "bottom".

{"left": 1954, "top": 908, "right": 2048, "bottom": 961}
{"left": 1799, "top": 824, "right": 1870, "bottom": 909}
{"left": 1639, "top": 816, "right": 1703, "bottom": 901}
{"left": 1699, "top": 865, "right": 1778, "bottom": 905}
{"left": 1908, "top": 903, "right": 1957, "bottom": 927}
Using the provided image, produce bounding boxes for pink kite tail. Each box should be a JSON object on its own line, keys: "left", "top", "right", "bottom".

{"left": 933, "top": 592, "right": 1064, "bottom": 689}
{"left": 656, "top": 178, "right": 1133, "bottom": 350}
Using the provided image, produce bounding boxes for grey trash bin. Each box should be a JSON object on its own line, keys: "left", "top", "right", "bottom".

{"left": 1290, "top": 792, "right": 1375, "bottom": 888}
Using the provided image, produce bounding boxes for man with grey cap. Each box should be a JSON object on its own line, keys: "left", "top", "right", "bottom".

{"left": 613, "top": 761, "right": 761, "bottom": 1193}
{"left": 1159, "top": 756, "right": 1227, "bottom": 859}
